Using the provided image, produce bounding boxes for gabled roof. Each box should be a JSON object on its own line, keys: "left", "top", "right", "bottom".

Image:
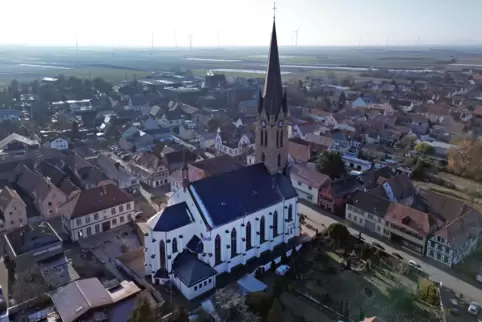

{"left": 0, "top": 133, "right": 39, "bottom": 150}
{"left": 384, "top": 202, "right": 433, "bottom": 237}
{"left": 189, "top": 163, "right": 297, "bottom": 227}
{"left": 172, "top": 251, "right": 217, "bottom": 287}
{"left": 290, "top": 164, "right": 329, "bottom": 189}
{"left": 61, "top": 184, "right": 134, "bottom": 219}
{"left": 0, "top": 186, "right": 25, "bottom": 212}
{"left": 16, "top": 164, "right": 57, "bottom": 201}
{"left": 433, "top": 209, "right": 482, "bottom": 249}
{"left": 150, "top": 202, "right": 193, "bottom": 232}
{"left": 192, "top": 155, "right": 243, "bottom": 176}
{"left": 347, "top": 190, "right": 391, "bottom": 218}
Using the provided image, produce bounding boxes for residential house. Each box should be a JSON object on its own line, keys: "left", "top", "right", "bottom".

{"left": 308, "top": 109, "right": 337, "bottom": 125}
{"left": 412, "top": 189, "right": 482, "bottom": 266}
{"left": 368, "top": 103, "right": 395, "bottom": 116}
{"left": 368, "top": 174, "right": 416, "bottom": 206}
{"left": 95, "top": 154, "right": 140, "bottom": 193}
{"left": 0, "top": 109, "right": 20, "bottom": 121}
{"left": 130, "top": 152, "right": 169, "bottom": 188}
{"left": 15, "top": 164, "right": 67, "bottom": 220}
{"left": 346, "top": 190, "right": 391, "bottom": 237}
{"left": 351, "top": 97, "right": 371, "bottom": 108}
{"left": 169, "top": 155, "right": 243, "bottom": 192}
{"left": 290, "top": 164, "right": 329, "bottom": 204}
{"left": 288, "top": 140, "right": 311, "bottom": 163}
{"left": 303, "top": 134, "right": 334, "bottom": 153}
{"left": 318, "top": 175, "right": 361, "bottom": 214}
{"left": 0, "top": 187, "right": 27, "bottom": 231}
{"left": 118, "top": 130, "right": 155, "bottom": 153}
{"left": 44, "top": 137, "right": 69, "bottom": 150}
{"left": 51, "top": 278, "right": 141, "bottom": 322}
{"left": 163, "top": 149, "right": 200, "bottom": 175}
{"left": 383, "top": 202, "right": 438, "bottom": 255}
{"left": 4, "top": 221, "right": 64, "bottom": 270}
{"left": 342, "top": 155, "right": 372, "bottom": 172}
{"left": 60, "top": 184, "right": 135, "bottom": 241}
{"left": 159, "top": 104, "right": 185, "bottom": 128}
{"left": 215, "top": 130, "right": 252, "bottom": 161}
{"left": 178, "top": 120, "right": 198, "bottom": 141}
{"left": 289, "top": 122, "right": 320, "bottom": 140}
{"left": 0, "top": 133, "right": 39, "bottom": 154}
{"left": 34, "top": 160, "right": 80, "bottom": 199}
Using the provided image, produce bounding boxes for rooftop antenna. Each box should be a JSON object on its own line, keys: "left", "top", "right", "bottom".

{"left": 272, "top": 1, "right": 277, "bottom": 20}
{"left": 292, "top": 26, "right": 300, "bottom": 47}
{"left": 188, "top": 34, "right": 193, "bottom": 51}
{"left": 174, "top": 29, "right": 178, "bottom": 48}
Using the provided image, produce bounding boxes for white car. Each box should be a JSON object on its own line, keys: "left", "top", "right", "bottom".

{"left": 408, "top": 260, "right": 423, "bottom": 271}
{"left": 468, "top": 302, "right": 480, "bottom": 316}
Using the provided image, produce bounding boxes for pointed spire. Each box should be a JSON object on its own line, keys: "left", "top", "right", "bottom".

{"left": 260, "top": 14, "right": 284, "bottom": 119}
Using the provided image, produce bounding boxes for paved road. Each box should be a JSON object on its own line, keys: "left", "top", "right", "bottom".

{"left": 299, "top": 202, "right": 482, "bottom": 304}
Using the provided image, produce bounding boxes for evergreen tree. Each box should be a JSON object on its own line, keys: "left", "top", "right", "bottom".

{"left": 267, "top": 299, "right": 283, "bottom": 322}
{"left": 71, "top": 121, "right": 80, "bottom": 141}
{"left": 130, "top": 297, "right": 156, "bottom": 322}
{"left": 338, "top": 91, "right": 346, "bottom": 110}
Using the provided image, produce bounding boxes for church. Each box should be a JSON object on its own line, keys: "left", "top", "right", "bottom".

{"left": 145, "top": 14, "right": 301, "bottom": 300}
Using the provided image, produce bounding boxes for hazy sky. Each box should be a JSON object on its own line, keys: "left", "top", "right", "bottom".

{"left": 1, "top": 0, "right": 481, "bottom": 47}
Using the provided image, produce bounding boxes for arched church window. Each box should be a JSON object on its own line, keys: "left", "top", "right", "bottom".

{"left": 215, "top": 235, "right": 222, "bottom": 265}
{"left": 261, "top": 153, "right": 265, "bottom": 162}
{"left": 288, "top": 205, "right": 293, "bottom": 222}
{"left": 245, "top": 222, "right": 252, "bottom": 250}
{"left": 277, "top": 153, "right": 281, "bottom": 167}
{"left": 273, "top": 211, "right": 278, "bottom": 237}
{"left": 231, "top": 228, "right": 237, "bottom": 258}
{"left": 279, "top": 130, "right": 283, "bottom": 147}
{"left": 263, "top": 130, "right": 268, "bottom": 146}
{"left": 260, "top": 216, "right": 266, "bottom": 243}
{"left": 159, "top": 240, "right": 166, "bottom": 269}
{"left": 276, "top": 131, "right": 279, "bottom": 148}
{"left": 172, "top": 238, "right": 178, "bottom": 253}
{"left": 260, "top": 130, "right": 264, "bottom": 147}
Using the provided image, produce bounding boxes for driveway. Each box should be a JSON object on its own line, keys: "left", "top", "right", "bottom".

{"left": 299, "top": 201, "right": 482, "bottom": 304}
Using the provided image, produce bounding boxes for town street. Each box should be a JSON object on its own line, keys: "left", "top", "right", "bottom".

{"left": 299, "top": 202, "right": 482, "bottom": 304}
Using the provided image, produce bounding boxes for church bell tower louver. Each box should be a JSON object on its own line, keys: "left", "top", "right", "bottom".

{"left": 255, "top": 5, "right": 289, "bottom": 176}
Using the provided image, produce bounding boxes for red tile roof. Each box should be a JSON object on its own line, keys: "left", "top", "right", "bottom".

{"left": 384, "top": 202, "right": 431, "bottom": 237}
{"left": 61, "top": 183, "right": 134, "bottom": 219}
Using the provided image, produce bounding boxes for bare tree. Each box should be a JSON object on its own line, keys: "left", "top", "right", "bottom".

{"left": 214, "top": 287, "right": 260, "bottom": 322}
{"left": 12, "top": 264, "right": 51, "bottom": 303}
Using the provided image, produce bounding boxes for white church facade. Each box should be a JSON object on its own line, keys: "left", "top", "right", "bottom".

{"left": 144, "top": 16, "right": 302, "bottom": 300}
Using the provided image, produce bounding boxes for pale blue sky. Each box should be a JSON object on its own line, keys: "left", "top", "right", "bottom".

{"left": 1, "top": 0, "right": 480, "bottom": 47}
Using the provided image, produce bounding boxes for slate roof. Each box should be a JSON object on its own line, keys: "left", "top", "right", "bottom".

{"left": 186, "top": 235, "right": 204, "bottom": 254}
{"left": 172, "top": 250, "right": 217, "bottom": 287}
{"left": 347, "top": 190, "right": 391, "bottom": 218}
{"left": 61, "top": 184, "right": 134, "bottom": 219}
{"left": 151, "top": 202, "right": 193, "bottom": 232}
{"left": 5, "top": 221, "right": 60, "bottom": 256}
{"left": 193, "top": 155, "right": 243, "bottom": 176}
{"left": 189, "top": 163, "right": 297, "bottom": 227}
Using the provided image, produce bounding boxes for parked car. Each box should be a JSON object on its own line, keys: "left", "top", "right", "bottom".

{"left": 468, "top": 302, "right": 480, "bottom": 316}
{"left": 372, "top": 242, "right": 385, "bottom": 251}
{"left": 392, "top": 252, "right": 403, "bottom": 260}
{"left": 408, "top": 260, "right": 423, "bottom": 271}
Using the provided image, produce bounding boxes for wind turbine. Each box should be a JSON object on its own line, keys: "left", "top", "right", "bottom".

{"left": 188, "top": 34, "right": 193, "bottom": 51}
{"left": 292, "top": 27, "right": 300, "bottom": 47}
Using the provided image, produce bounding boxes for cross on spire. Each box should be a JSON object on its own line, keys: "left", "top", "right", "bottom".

{"left": 272, "top": 2, "right": 277, "bottom": 19}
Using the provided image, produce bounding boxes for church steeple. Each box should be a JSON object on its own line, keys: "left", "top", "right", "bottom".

{"left": 255, "top": 5, "right": 289, "bottom": 175}
{"left": 258, "top": 18, "right": 287, "bottom": 119}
